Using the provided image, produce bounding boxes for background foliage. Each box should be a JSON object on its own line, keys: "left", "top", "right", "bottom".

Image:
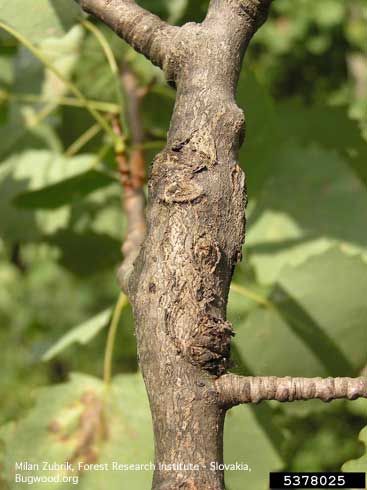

{"left": 0, "top": 1, "right": 366, "bottom": 489}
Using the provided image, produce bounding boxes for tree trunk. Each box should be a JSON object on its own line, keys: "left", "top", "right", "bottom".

{"left": 74, "top": 1, "right": 367, "bottom": 488}
{"left": 127, "top": 5, "right": 259, "bottom": 488}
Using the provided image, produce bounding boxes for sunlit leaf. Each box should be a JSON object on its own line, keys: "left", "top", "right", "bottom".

{"left": 246, "top": 145, "right": 367, "bottom": 284}
{"left": 14, "top": 170, "right": 115, "bottom": 209}
{"left": 225, "top": 404, "right": 284, "bottom": 490}
{"left": 0, "top": 0, "right": 80, "bottom": 44}
{"left": 342, "top": 426, "right": 367, "bottom": 474}
{"left": 42, "top": 308, "right": 112, "bottom": 361}
{"left": 278, "top": 101, "right": 367, "bottom": 185}
{"left": 0, "top": 373, "right": 154, "bottom": 490}
{"left": 234, "top": 248, "right": 367, "bottom": 380}
{"left": 0, "top": 150, "right": 98, "bottom": 242}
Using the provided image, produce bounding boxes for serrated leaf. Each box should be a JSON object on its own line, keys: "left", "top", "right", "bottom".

{"left": 342, "top": 426, "right": 367, "bottom": 474}
{"left": 0, "top": 373, "right": 154, "bottom": 490}
{"left": 42, "top": 308, "right": 112, "bottom": 361}
{"left": 0, "top": 0, "right": 80, "bottom": 44}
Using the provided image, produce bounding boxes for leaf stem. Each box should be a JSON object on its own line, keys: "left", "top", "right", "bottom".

{"left": 230, "top": 282, "right": 274, "bottom": 309}
{"left": 81, "top": 19, "right": 129, "bottom": 143}
{"left": 103, "top": 292, "right": 128, "bottom": 386}
{"left": 81, "top": 19, "right": 119, "bottom": 75}
{"left": 0, "top": 21, "right": 119, "bottom": 145}
{"left": 65, "top": 122, "right": 102, "bottom": 157}
{"left": 90, "top": 143, "right": 111, "bottom": 169}
{"left": 0, "top": 90, "right": 120, "bottom": 113}
{"left": 26, "top": 101, "right": 57, "bottom": 128}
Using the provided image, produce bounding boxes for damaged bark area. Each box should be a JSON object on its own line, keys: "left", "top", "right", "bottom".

{"left": 125, "top": 4, "right": 260, "bottom": 488}
{"left": 73, "top": 1, "right": 367, "bottom": 489}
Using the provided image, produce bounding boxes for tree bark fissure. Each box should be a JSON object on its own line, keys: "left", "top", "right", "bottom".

{"left": 126, "top": 5, "right": 268, "bottom": 488}
{"left": 74, "top": 1, "right": 367, "bottom": 489}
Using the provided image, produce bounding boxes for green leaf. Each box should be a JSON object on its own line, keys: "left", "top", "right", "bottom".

{"left": 138, "top": 0, "right": 169, "bottom": 19}
{"left": 179, "top": 0, "right": 209, "bottom": 24}
{"left": 236, "top": 69, "right": 278, "bottom": 197}
{"left": 342, "top": 426, "right": 367, "bottom": 474}
{"left": 233, "top": 248, "right": 367, "bottom": 380}
{"left": 0, "top": 373, "right": 154, "bottom": 490}
{"left": 40, "top": 25, "right": 84, "bottom": 99}
{"left": 0, "top": 372, "right": 286, "bottom": 490}
{"left": 12, "top": 26, "right": 83, "bottom": 99}
{"left": 73, "top": 24, "right": 123, "bottom": 103}
{"left": 0, "top": 150, "right": 104, "bottom": 242}
{"left": 0, "top": 28, "right": 84, "bottom": 163}
{"left": 0, "top": 0, "right": 80, "bottom": 44}
{"left": 42, "top": 308, "right": 112, "bottom": 361}
{"left": 14, "top": 170, "right": 115, "bottom": 209}
{"left": 45, "top": 229, "right": 122, "bottom": 276}
{"left": 314, "top": 0, "right": 345, "bottom": 28}
{"left": 0, "top": 104, "right": 61, "bottom": 162}
{"left": 247, "top": 145, "right": 367, "bottom": 284}
{"left": 278, "top": 102, "right": 367, "bottom": 186}
{"left": 224, "top": 405, "right": 284, "bottom": 490}
{"left": 167, "top": 0, "right": 188, "bottom": 23}
{"left": 0, "top": 52, "right": 14, "bottom": 88}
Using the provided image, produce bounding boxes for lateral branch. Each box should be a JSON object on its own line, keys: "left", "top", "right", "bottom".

{"left": 216, "top": 374, "right": 367, "bottom": 407}
{"left": 74, "top": 0, "right": 178, "bottom": 69}
{"left": 113, "top": 67, "right": 147, "bottom": 293}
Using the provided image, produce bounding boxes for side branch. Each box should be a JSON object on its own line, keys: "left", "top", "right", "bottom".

{"left": 115, "top": 67, "right": 147, "bottom": 294}
{"left": 75, "top": 0, "right": 178, "bottom": 68}
{"left": 216, "top": 374, "right": 367, "bottom": 407}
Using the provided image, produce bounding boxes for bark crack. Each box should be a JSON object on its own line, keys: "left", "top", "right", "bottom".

{"left": 71, "top": 1, "right": 367, "bottom": 490}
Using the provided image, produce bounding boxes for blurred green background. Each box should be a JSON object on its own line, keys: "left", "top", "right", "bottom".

{"left": 0, "top": 1, "right": 366, "bottom": 489}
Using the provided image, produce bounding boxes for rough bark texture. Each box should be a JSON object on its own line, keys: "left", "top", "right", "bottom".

{"left": 77, "top": 0, "right": 178, "bottom": 68}
{"left": 74, "top": 1, "right": 367, "bottom": 489}
{"left": 125, "top": 3, "right": 270, "bottom": 488}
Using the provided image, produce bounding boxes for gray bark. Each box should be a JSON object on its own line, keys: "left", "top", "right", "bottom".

{"left": 74, "top": 1, "right": 367, "bottom": 489}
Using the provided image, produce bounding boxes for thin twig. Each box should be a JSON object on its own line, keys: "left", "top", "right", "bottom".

{"left": 114, "top": 66, "right": 150, "bottom": 293}
{"left": 0, "top": 21, "right": 119, "bottom": 145}
{"left": 103, "top": 292, "right": 128, "bottom": 386}
{"left": 65, "top": 122, "right": 102, "bottom": 157}
{"left": 0, "top": 90, "right": 120, "bottom": 113}
{"left": 75, "top": 0, "right": 178, "bottom": 69}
